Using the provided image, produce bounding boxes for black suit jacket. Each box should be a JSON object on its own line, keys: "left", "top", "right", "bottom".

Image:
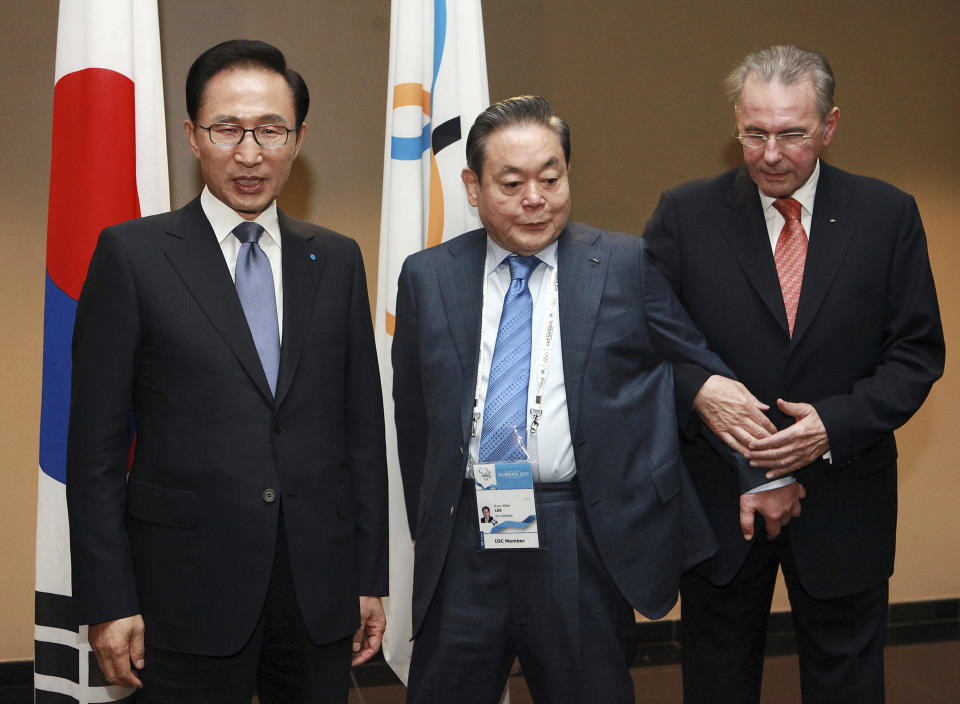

{"left": 66, "top": 197, "right": 388, "bottom": 655}
{"left": 643, "top": 163, "right": 944, "bottom": 597}
{"left": 392, "top": 223, "right": 734, "bottom": 638}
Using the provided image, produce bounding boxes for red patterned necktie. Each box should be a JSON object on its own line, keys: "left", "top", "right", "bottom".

{"left": 772, "top": 197, "right": 807, "bottom": 337}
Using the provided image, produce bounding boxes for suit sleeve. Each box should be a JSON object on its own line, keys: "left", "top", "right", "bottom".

{"left": 344, "top": 241, "right": 390, "bottom": 596}
{"left": 813, "top": 196, "right": 945, "bottom": 463}
{"left": 640, "top": 222, "right": 771, "bottom": 492}
{"left": 642, "top": 192, "right": 715, "bottom": 432}
{"left": 391, "top": 259, "right": 427, "bottom": 540}
{"left": 66, "top": 228, "right": 141, "bottom": 625}
{"left": 639, "top": 236, "right": 733, "bottom": 388}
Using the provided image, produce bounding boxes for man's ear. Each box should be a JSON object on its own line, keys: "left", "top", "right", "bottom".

{"left": 461, "top": 167, "right": 481, "bottom": 207}
{"left": 292, "top": 122, "right": 307, "bottom": 158}
{"left": 820, "top": 107, "right": 839, "bottom": 147}
{"left": 184, "top": 119, "right": 201, "bottom": 158}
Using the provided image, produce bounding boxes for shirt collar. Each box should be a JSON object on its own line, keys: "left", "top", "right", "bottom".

{"left": 484, "top": 235, "right": 559, "bottom": 276}
{"left": 200, "top": 186, "right": 281, "bottom": 248}
{"left": 758, "top": 158, "right": 820, "bottom": 217}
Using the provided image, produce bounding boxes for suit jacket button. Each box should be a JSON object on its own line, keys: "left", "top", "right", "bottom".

{"left": 272, "top": 420, "right": 282, "bottom": 433}
{"left": 459, "top": 446, "right": 464, "bottom": 456}
{"left": 450, "top": 505, "right": 455, "bottom": 518}
{"left": 263, "top": 489, "right": 277, "bottom": 503}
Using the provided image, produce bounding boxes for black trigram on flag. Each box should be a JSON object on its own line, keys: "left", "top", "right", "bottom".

{"left": 34, "top": 592, "right": 133, "bottom": 704}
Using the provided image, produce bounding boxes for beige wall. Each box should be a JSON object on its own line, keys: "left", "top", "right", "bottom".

{"left": 2, "top": 0, "right": 957, "bottom": 661}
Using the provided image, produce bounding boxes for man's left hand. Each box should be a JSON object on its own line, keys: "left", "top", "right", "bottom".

{"left": 739, "top": 482, "right": 806, "bottom": 540}
{"left": 746, "top": 399, "right": 829, "bottom": 477}
{"left": 352, "top": 596, "right": 386, "bottom": 666}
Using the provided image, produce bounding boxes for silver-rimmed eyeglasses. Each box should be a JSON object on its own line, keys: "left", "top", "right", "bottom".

{"left": 735, "top": 130, "right": 815, "bottom": 150}
{"left": 194, "top": 122, "right": 296, "bottom": 148}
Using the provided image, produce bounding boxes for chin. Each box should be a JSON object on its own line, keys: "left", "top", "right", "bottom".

{"left": 233, "top": 198, "right": 270, "bottom": 215}
{"left": 759, "top": 181, "right": 793, "bottom": 198}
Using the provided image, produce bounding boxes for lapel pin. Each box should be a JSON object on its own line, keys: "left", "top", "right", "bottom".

{"left": 828, "top": 218, "right": 837, "bottom": 223}
{"left": 590, "top": 257, "right": 600, "bottom": 264}
{"left": 309, "top": 253, "right": 316, "bottom": 260}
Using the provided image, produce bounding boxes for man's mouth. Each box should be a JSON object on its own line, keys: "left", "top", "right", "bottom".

{"left": 233, "top": 177, "right": 265, "bottom": 193}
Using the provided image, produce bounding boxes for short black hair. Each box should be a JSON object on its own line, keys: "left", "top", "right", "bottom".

{"left": 465, "top": 96, "right": 570, "bottom": 181}
{"left": 186, "top": 39, "right": 309, "bottom": 128}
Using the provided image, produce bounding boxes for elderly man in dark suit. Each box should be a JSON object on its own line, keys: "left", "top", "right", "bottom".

{"left": 391, "top": 95, "right": 751, "bottom": 704}
{"left": 66, "top": 40, "right": 387, "bottom": 703}
{"left": 643, "top": 45, "right": 944, "bottom": 704}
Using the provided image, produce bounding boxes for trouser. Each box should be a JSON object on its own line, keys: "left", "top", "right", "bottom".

{"left": 135, "top": 516, "right": 353, "bottom": 704}
{"left": 407, "top": 478, "right": 638, "bottom": 704}
{"left": 680, "top": 525, "right": 888, "bottom": 704}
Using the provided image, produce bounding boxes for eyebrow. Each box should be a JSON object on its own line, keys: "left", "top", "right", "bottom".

{"left": 495, "top": 157, "right": 562, "bottom": 176}
{"left": 210, "top": 113, "right": 290, "bottom": 125}
{"left": 742, "top": 125, "right": 809, "bottom": 135}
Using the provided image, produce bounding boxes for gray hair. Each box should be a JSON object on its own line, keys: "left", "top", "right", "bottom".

{"left": 465, "top": 95, "right": 570, "bottom": 181}
{"left": 725, "top": 45, "right": 836, "bottom": 119}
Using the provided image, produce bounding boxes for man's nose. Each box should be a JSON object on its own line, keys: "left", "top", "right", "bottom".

{"left": 522, "top": 182, "right": 545, "bottom": 206}
{"left": 234, "top": 131, "right": 263, "bottom": 165}
{"left": 762, "top": 136, "right": 782, "bottom": 163}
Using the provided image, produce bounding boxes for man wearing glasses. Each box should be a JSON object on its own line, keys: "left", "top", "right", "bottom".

{"left": 66, "top": 40, "right": 387, "bottom": 703}
{"left": 643, "top": 45, "right": 943, "bottom": 703}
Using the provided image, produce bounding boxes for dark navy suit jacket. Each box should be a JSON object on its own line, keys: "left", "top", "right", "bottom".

{"left": 392, "top": 222, "right": 732, "bottom": 637}
{"left": 66, "top": 197, "right": 388, "bottom": 655}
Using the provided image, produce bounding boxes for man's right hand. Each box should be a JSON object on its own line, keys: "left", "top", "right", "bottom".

{"left": 739, "top": 482, "right": 806, "bottom": 541}
{"left": 88, "top": 614, "right": 145, "bottom": 688}
{"left": 693, "top": 375, "right": 777, "bottom": 455}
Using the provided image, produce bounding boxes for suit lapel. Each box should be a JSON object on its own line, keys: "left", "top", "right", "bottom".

{"left": 557, "top": 225, "right": 607, "bottom": 442}
{"left": 162, "top": 198, "right": 274, "bottom": 402}
{"left": 719, "top": 168, "right": 790, "bottom": 335}
{"left": 436, "top": 230, "right": 486, "bottom": 444}
{"left": 791, "top": 163, "right": 856, "bottom": 345}
{"left": 438, "top": 230, "right": 485, "bottom": 371}
{"left": 274, "top": 212, "right": 325, "bottom": 407}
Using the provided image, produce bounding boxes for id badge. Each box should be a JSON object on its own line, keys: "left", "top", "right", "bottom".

{"left": 473, "top": 461, "right": 540, "bottom": 549}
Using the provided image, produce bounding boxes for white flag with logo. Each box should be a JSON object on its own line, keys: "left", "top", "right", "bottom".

{"left": 375, "top": 0, "right": 489, "bottom": 685}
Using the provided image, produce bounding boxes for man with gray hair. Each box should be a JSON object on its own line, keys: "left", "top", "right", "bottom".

{"left": 643, "top": 45, "right": 944, "bottom": 702}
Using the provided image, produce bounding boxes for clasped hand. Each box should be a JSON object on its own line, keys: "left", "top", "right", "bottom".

{"left": 746, "top": 399, "right": 830, "bottom": 478}
{"left": 695, "top": 379, "right": 829, "bottom": 477}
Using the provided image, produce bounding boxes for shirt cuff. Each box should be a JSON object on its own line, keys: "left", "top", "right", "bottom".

{"left": 746, "top": 476, "right": 797, "bottom": 493}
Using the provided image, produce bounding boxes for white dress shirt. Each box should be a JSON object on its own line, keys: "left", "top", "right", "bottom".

{"left": 200, "top": 186, "right": 284, "bottom": 341}
{"left": 467, "top": 237, "right": 576, "bottom": 483}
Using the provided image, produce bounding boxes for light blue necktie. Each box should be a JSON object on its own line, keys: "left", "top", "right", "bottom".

{"left": 232, "top": 221, "right": 280, "bottom": 396}
{"left": 478, "top": 255, "right": 541, "bottom": 462}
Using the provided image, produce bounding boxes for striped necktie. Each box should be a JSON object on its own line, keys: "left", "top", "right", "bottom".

{"left": 772, "top": 197, "right": 807, "bottom": 337}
